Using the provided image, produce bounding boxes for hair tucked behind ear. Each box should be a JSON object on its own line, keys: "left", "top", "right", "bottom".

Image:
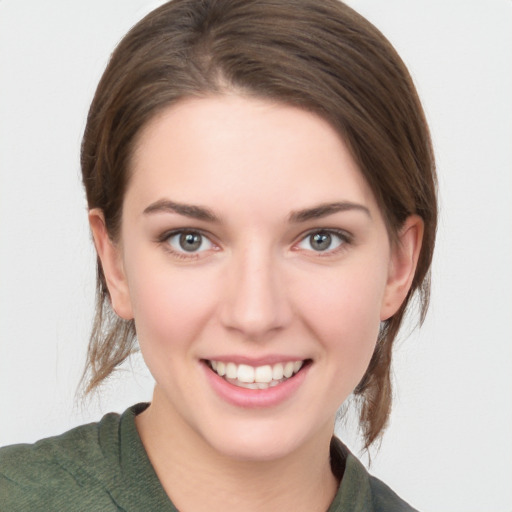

{"left": 355, "top": 312, "right": 412, "bottom": 450}
{"left": 79, "top": 0, "right": 437, "bottom": 449}
{"left": 79, "top": 267, "right": 136, "bottom": 395}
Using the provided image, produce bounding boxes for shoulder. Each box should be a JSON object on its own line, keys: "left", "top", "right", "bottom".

{"left": 0, "top": 411, "right": 123, "bottom": 511}
{"left": 330, "top": 437, "right": 418, "bottom": 512}
{"left": 366, "top": 472, "right": 418, "bottom": 512}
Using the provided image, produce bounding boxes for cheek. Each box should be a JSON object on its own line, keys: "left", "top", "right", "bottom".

{"left": 292, "top": 262, "right": 387, "bottom": 362}
{"left": 124, "top": 253, "right": 218, "bottom": 356}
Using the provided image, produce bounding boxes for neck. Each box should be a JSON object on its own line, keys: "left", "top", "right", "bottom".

{"left": 135, "top": 390, "right": 339, "bottom": 512}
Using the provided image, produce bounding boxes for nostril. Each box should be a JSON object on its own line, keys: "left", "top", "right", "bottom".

{"left": 219, "top": 256, "right": 292, "bottom": 337}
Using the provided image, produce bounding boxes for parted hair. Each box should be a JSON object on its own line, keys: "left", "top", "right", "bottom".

{"left": 80, "top": 0, "right": 437, "bottom": 449}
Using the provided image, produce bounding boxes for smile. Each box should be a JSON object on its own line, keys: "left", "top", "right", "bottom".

{"left": 207, "top": 360, "right": 306, "bottom": 389}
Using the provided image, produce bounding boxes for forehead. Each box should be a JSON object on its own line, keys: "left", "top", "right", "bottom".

{"left": 126, "top": 94, "right": 378, "bottom": 218}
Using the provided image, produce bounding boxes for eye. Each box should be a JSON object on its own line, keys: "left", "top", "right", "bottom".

{"left": 167, "top": 231, "right": 214, "bottom": 253}
{"left": 296, "top": 230, "right": 348, "bottom": 252}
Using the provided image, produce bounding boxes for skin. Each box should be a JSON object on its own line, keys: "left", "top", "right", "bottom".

{"left": 90, "top": 95, "right": 423, "bottom": 511}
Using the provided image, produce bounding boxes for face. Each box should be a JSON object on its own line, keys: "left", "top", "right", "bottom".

{"left": 94, "top": 95, "right": 419, "bottom": 461}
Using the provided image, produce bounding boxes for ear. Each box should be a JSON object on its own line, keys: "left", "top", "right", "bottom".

{"left": 380, "top": 215, "right": 424, "bottom": 321}
{"left": 89, "top": 209, "right": 134, "bottom": 320}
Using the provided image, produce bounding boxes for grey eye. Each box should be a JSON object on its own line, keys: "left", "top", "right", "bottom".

{"left": 297, "top": 231, "right": 345, "bottom": 252}
{"left": 310, "top": 232, "right": 332, "bottom": 251}
{"left": 168, "top": 231, "right": 213, "bottom": 253}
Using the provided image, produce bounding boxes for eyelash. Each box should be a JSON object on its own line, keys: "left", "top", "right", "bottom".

{"left": 157, "top": 228, "right": 353, "bottom": 260}
{"left": 295, "top": 228, "right": 352, "bottom": 256}
{"left": 157, "top": 229, "right": 217, "bottom": 260}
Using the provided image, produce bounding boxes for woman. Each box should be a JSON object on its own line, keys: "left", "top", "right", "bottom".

{"left": 0, "top": 0, "right": 436, "bottom": 510}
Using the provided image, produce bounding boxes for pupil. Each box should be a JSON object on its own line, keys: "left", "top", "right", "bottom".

{"left": 311, "top": 232, "right": 331, "bottom": 251}
{"left": 179, "top": 232, "right": 202, "bottom": 252}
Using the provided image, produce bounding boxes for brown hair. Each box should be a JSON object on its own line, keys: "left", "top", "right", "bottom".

{"left": 80, "top": 0, "right": 437, "bottom": 449}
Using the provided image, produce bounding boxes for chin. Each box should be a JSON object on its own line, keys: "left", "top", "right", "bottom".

{"left": 212, "top": 435, "right": 299, "bottom": 462}
{"left": 199, "top": 418, "right": 327, "bottom": 463}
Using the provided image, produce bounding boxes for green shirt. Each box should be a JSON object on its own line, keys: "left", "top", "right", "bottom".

{"left": 0, "top": 403, "right": 417, "bottom": 511}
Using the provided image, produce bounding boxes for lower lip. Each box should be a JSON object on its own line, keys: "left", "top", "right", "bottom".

{"left": 202, "top": 361, "right": 310, "bottom": 409}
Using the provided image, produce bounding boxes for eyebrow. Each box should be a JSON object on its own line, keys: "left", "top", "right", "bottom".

{"left": 143, "top": 199, "right": 219, "bottom": 222}
{"left": 288, "top": 201, "right": 371, "bottom": 223}
{"left": 143, "top": 199, "right": 370, "bottom": 224}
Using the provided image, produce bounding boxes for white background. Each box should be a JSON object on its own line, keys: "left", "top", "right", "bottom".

{"left": 0, "top": 1, "right": 511, "bottom": 511}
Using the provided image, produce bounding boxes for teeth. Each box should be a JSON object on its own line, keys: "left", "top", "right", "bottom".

{"left": 216, "top": 361, "right": 226, "bottom": 376}
{"left": 226, "top": 362, "right": 237, "bottom": 379}
{"left": 209, "top": 359, "right": 305, "bottom": 387}
{"left": 237, "top": 364, "right": 255, "bottom": 383}
{"left": 255, "top": 365, "right": 272, "bottom": 383}
{"left": 272, "top": 364, "right": 284, "bottom": 380}
{"left": 283, "top": 362, "right": 294, "bottom": 378}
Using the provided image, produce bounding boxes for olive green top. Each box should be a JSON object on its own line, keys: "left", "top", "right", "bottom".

{"left": 0, "top": 403, "right": 417, "bottom": 511}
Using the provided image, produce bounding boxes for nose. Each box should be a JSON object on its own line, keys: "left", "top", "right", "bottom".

{"left": 219, "top": 244, "right": 292, "bottom": 340}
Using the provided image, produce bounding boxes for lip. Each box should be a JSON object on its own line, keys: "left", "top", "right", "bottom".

{"left": 201, "top": 359, "right": 311, "bottom": 409}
